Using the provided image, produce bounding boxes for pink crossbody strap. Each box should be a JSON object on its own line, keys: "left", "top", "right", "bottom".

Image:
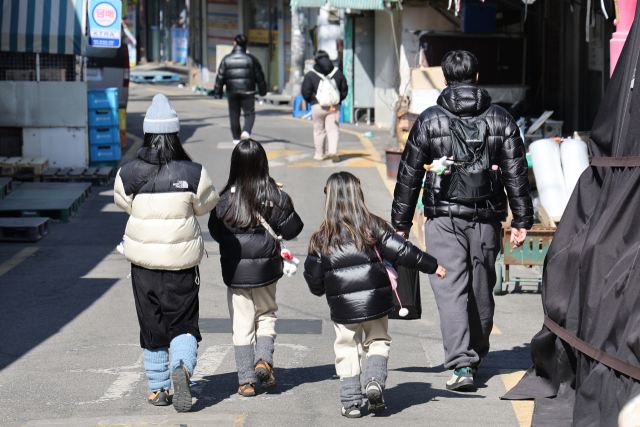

{"left": 373, "top": 245, "right": 404, "bottom": 311}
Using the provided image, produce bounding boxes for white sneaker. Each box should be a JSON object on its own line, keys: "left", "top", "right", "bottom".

{"left": 241, "top": 131, "right": 250, "bottom": 140}
{"left": 233, "top": 140, "right": 240, "bottom": 145}
{"left": 313, "top": 154, "right": 324, "bottom": 160}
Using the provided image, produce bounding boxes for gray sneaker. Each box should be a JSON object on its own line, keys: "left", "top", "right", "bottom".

{"left": 366, "top": 381, "right": 386, "bottom": 414}
{"left": 341, "top": 404, "right": 363, "bottom": 418}
{"left": 446, "top": 367, "right": 475, "bottom": 391}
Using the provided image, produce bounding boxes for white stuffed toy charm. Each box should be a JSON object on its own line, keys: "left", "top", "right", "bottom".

{"left": 424, "top": 156, "right": 454, "bottom": 175}
{"left": 281, "top": 248, "right": 300, "bottom": 277}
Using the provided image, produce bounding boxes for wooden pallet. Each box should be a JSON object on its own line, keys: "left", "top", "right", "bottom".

{"left": 1, "top": 157, "right": 21, "bottom": 176}
{"left": 0, "top": 217, "right": 50, "bottom": 242}
{"left": 0, "top": 182, "right": 91, "bottom": 223}
{"left": 0, "top": 177, "right": 13, "bottom": 199}
{"left": 16, "top": 157, "right": 49, "bottom": 175}
{"left": 42, "top": 167, "right": 113, "bottom": 185}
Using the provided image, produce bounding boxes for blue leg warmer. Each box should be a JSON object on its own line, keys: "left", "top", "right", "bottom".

{"left": 144, "top": 347, "right": 170, "bottom": 392}
{"left": 170, "top": 334, "right": 198, "bottom": 376}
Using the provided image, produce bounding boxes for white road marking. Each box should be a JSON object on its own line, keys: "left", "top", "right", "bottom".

{"left": 217, "top": 142, "right": 236, "bottom": 149}
{"left": 192, "top": 345, "right": 232, "bottom": 382}
{"left": 70, "top": 353, "right": 144, "bottom": 404}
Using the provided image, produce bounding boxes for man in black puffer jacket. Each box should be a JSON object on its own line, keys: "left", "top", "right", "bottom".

{"left": 392, "top": 51, "right": 533, "bottom": 392}
{"left": 213, "top": 34, "right": 268, "bottom": 144}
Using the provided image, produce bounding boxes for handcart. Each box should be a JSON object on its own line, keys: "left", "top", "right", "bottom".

{"left": 494, "top": 224, "right": 556, "bottom": 295}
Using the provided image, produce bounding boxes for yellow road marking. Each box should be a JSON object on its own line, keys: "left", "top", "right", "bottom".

{"left": 492, "top": 325, "right": 502, "bottom": 335}
{"left": 202, "top": 99, "right": 229, "bottom": 107}
{"left": 500, "top": 369, "right": 534, "bottom": 427}
{"left": 145, "top": 87, "right": 193, "bottom": 98}
{"left": 0, "top": 247, "right": 39, "bottom": 278}
{"left": 266, "top": 150, "right": 302, "bottom": 160}
{"left": 234, "top": 413, "right": 245, "bottom": 426}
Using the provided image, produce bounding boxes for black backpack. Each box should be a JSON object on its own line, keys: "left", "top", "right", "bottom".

{"left": 438, "top": 107, "right": 501, "bottom": 204}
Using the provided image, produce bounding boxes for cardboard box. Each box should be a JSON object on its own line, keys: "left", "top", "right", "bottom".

{"left": 411, "top": 67, "right": 446, "bottom": 90}
{"left": 40, "top": 68, "right": 66, "bottom": 81}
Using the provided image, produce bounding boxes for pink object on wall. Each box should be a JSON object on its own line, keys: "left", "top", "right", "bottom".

{"left": 611, "top": 0, "right": 638, "bottom": 76}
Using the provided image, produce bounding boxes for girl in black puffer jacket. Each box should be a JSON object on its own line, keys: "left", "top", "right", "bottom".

{"left": 209, "top": 140, "right": 303, "bottom": 397}
{"left": 304, "top": 172, "right": 445, "bottom": 418}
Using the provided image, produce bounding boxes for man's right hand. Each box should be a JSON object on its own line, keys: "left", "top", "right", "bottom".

{"left": 396, "top": 229, "right": 410, "bottom": 240}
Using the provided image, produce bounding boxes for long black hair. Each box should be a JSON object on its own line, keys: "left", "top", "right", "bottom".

{"left": 143, "top": 133, "right": 192, "bottom": 172}
{"left": 309, "top": 171, "right": 389, "bottom": 255}
{"left": 220, "top": 139, "right": 280, "bottom": 228}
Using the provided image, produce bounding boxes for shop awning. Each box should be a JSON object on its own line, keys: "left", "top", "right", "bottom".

{"left": 290, "top": 0, "right": 387, "bottom": 10}
{"left": 0, "top": 0, "right": 86, "bottom": 56}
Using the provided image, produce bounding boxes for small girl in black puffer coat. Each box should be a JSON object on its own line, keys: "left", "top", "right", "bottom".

{"left": 304, "top": 171, "right": 445, "bottom": 418}
{"left": 209, "top": 139, "right": 304, "bottom": 397}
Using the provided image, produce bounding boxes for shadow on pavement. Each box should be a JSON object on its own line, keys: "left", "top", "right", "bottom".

{"left": 190, "top": 364, "right": 336, "bottom": 411}
{"left": 0, "top": 188, "right": 129, "bottom": 371}
{"left": 381, "top": 381, "right": 484, "bottom": 416}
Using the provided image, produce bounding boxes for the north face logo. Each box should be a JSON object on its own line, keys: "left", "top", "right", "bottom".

{"left": 173, "top": 181, "right": 188, "bottom": 189}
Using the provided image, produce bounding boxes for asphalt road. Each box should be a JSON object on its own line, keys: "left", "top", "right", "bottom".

{"left": 0, "top": 84, "right": 544, "bottom": 427}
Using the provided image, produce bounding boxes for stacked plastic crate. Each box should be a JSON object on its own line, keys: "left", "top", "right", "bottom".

{"left": 88, "top": 89, "right": 121, "bottom": 169}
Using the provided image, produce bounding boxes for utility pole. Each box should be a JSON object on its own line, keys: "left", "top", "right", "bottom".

{"left": 290, "top": 6, "right": 306, "bottom": 97}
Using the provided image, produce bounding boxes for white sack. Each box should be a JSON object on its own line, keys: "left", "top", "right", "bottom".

{"left": 560, "top": 139, "right": 590, "bottom": 199}
{"left": 409, "top": 89, "right": 442, "bottom": 115}
{"left": 529, "top": 138, "right": 568, "bottom": 218}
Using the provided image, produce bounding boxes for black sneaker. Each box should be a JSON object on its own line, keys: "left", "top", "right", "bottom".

{"left": 366, "top": 381, "right": 386, "bottom": 414}
{"left": 172, "top": 360, "right": 192, "bottom": 412}
{"left": 446, "top": 367, "right": 475, "bottom": 391}
{"left": 148, "top": 388, "right": 169, "bottom": 406}
{"left": 341, "top": 403, "right": 363, "bottom": 418}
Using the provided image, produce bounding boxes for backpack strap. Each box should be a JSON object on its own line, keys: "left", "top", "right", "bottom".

{"left": 327, "top": 68, "right": 338, "bottom": 79}
{"left": 437, "top": 105, "right": 491, "bottom": 120}
{"left": 312, "top": 69, "right": 328, "bottom": 80}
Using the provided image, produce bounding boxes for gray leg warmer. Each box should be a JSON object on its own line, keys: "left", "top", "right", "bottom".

{"left": 364, "top": 355, "right": 388, "bottom": 389}
{"left": 339, "top": 376, "right": 363, "bottom": 408}
{"left": 234, "top": 345, "right": 257, "bottom": 385}
{"left": 255, "top": 336, "right": 275, "bottom": 366}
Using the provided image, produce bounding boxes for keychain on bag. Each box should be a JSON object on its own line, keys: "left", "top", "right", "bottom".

{"left": 258, "top": 214, "right": 300, "bottom": 277}
{"left": 374, "top": 246, "right": 408, "bottom": 317}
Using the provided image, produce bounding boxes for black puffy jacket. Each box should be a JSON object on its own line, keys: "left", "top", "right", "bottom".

{"left": 213, "top": 46, "right": 268, "bottom": 96}
{"left": 303, "top": 228, "right": 438, "bottom": 324}
{"left": 301, "top": 56, "right": 349, "bottom": 106}
{"left": 392, "top": 84, "right": 533, "bottom": 231}
{"left": 209, "top": 185, "right": 303, "bottom": 288}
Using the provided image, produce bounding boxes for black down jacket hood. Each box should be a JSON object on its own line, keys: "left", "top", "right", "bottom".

{"left": 303, "top": 228, "right": 438, "bottom": 324}
{"left": 209, "top": 186, "right": 303, "bottom": 288}
{"left": 213, "top": 45, "right": 268, "bottom": 96}
{"left": 391, "top": 83, "right": 533, "bottom": 230}
{"left": 300, "top": 56, "right": 349, "bottom": 106}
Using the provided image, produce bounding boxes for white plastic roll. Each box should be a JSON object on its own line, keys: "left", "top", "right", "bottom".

{"left": 529, "top": 139, "right": 568, "bottom": 218}
{"left": 560, "top": 139, "right": 590, "bottom": 199}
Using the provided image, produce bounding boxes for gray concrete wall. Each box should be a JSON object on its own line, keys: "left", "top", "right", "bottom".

{"left": 374, "top": 10, "right": 402, "bottom": 129}
{"left": 0, "top": 81, "right": 88, "bottom": 128}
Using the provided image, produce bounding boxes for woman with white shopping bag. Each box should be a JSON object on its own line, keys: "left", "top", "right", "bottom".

{"left": 303, "top": 172, "right": 445, "bottom": 418}
{"left": 208, "top": 139, "right": 304, "bottom": 397}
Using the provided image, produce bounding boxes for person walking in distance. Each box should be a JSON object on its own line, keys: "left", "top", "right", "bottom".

{"left": 209, "top": 139, "right": 304, "bottom": 397}
{"left": 114, "top": 94, "right": 220, "bottom": 412}
{"left": 213, "top": 35, "right": 267, "bottom": 144}
{"left": 301, "top": 50, "right": 349, "bottom": 162}
{"left": 304, "top": 172, "right": 445, "bottom": 418}
{"left": 391, "top": 51, "right": 533, "bottom": 391}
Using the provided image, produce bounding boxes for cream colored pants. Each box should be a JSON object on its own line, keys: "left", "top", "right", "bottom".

{"left": 311, "top": 103, "right": 340, "bottom": 157}
{"left": 333, "top": 316, "right": 391, "bottom": 378}
{"left": 227, "top": 283, "right": 278, "bottom": 346}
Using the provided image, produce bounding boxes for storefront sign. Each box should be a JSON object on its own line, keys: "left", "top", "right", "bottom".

{"left": 89, "top": 0, "right": 122, "bottom": 48}
{"left": 248, "top": 29, "right": 279, "bottom": 44}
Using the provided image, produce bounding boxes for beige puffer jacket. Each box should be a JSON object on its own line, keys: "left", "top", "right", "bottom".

{"left": 114, "top": 148, "right": 219, "bottom": 270}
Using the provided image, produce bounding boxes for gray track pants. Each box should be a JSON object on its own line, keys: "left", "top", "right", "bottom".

{"left": 424, "top": 216, "right": 501, "bottom": 370}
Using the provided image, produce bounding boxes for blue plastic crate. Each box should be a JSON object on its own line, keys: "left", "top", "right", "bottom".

{"left": 88, "top": 88, "right": 119, "bottom": 110}
{"left": 89, "top": 126, "right": 120, "bottom": 145}
{"left": 90, "top": 143, "right": 122, "bottom": 161}
{"left": 88, "top": 108, "right": 119, "bottom": 127}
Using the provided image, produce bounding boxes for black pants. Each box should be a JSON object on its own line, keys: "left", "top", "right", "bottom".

{"left": 228, "top": 92, "right": 255, "bottom": 140}
{"left": 131, "top": 264, "right": 202, "bottom": 349}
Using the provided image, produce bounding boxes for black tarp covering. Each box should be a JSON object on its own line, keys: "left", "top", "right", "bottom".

{"left": 502, "top": 6, "right": 640, "bottom": 427}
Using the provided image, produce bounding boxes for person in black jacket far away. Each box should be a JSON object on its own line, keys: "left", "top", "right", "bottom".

{"left": 209, "top": 139, "right": 303, "bottom": 398}
{"left": 301, "top": 50, "right": 349, "bottom": 163}
{"left": 391, "top": 50, "right": 533, "bottom": 392}
{"left": 304, "top": 172, "right": 445, "bottom": 419}
{"left": 213, "top": 34, "right": 268, "bottom": 144}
